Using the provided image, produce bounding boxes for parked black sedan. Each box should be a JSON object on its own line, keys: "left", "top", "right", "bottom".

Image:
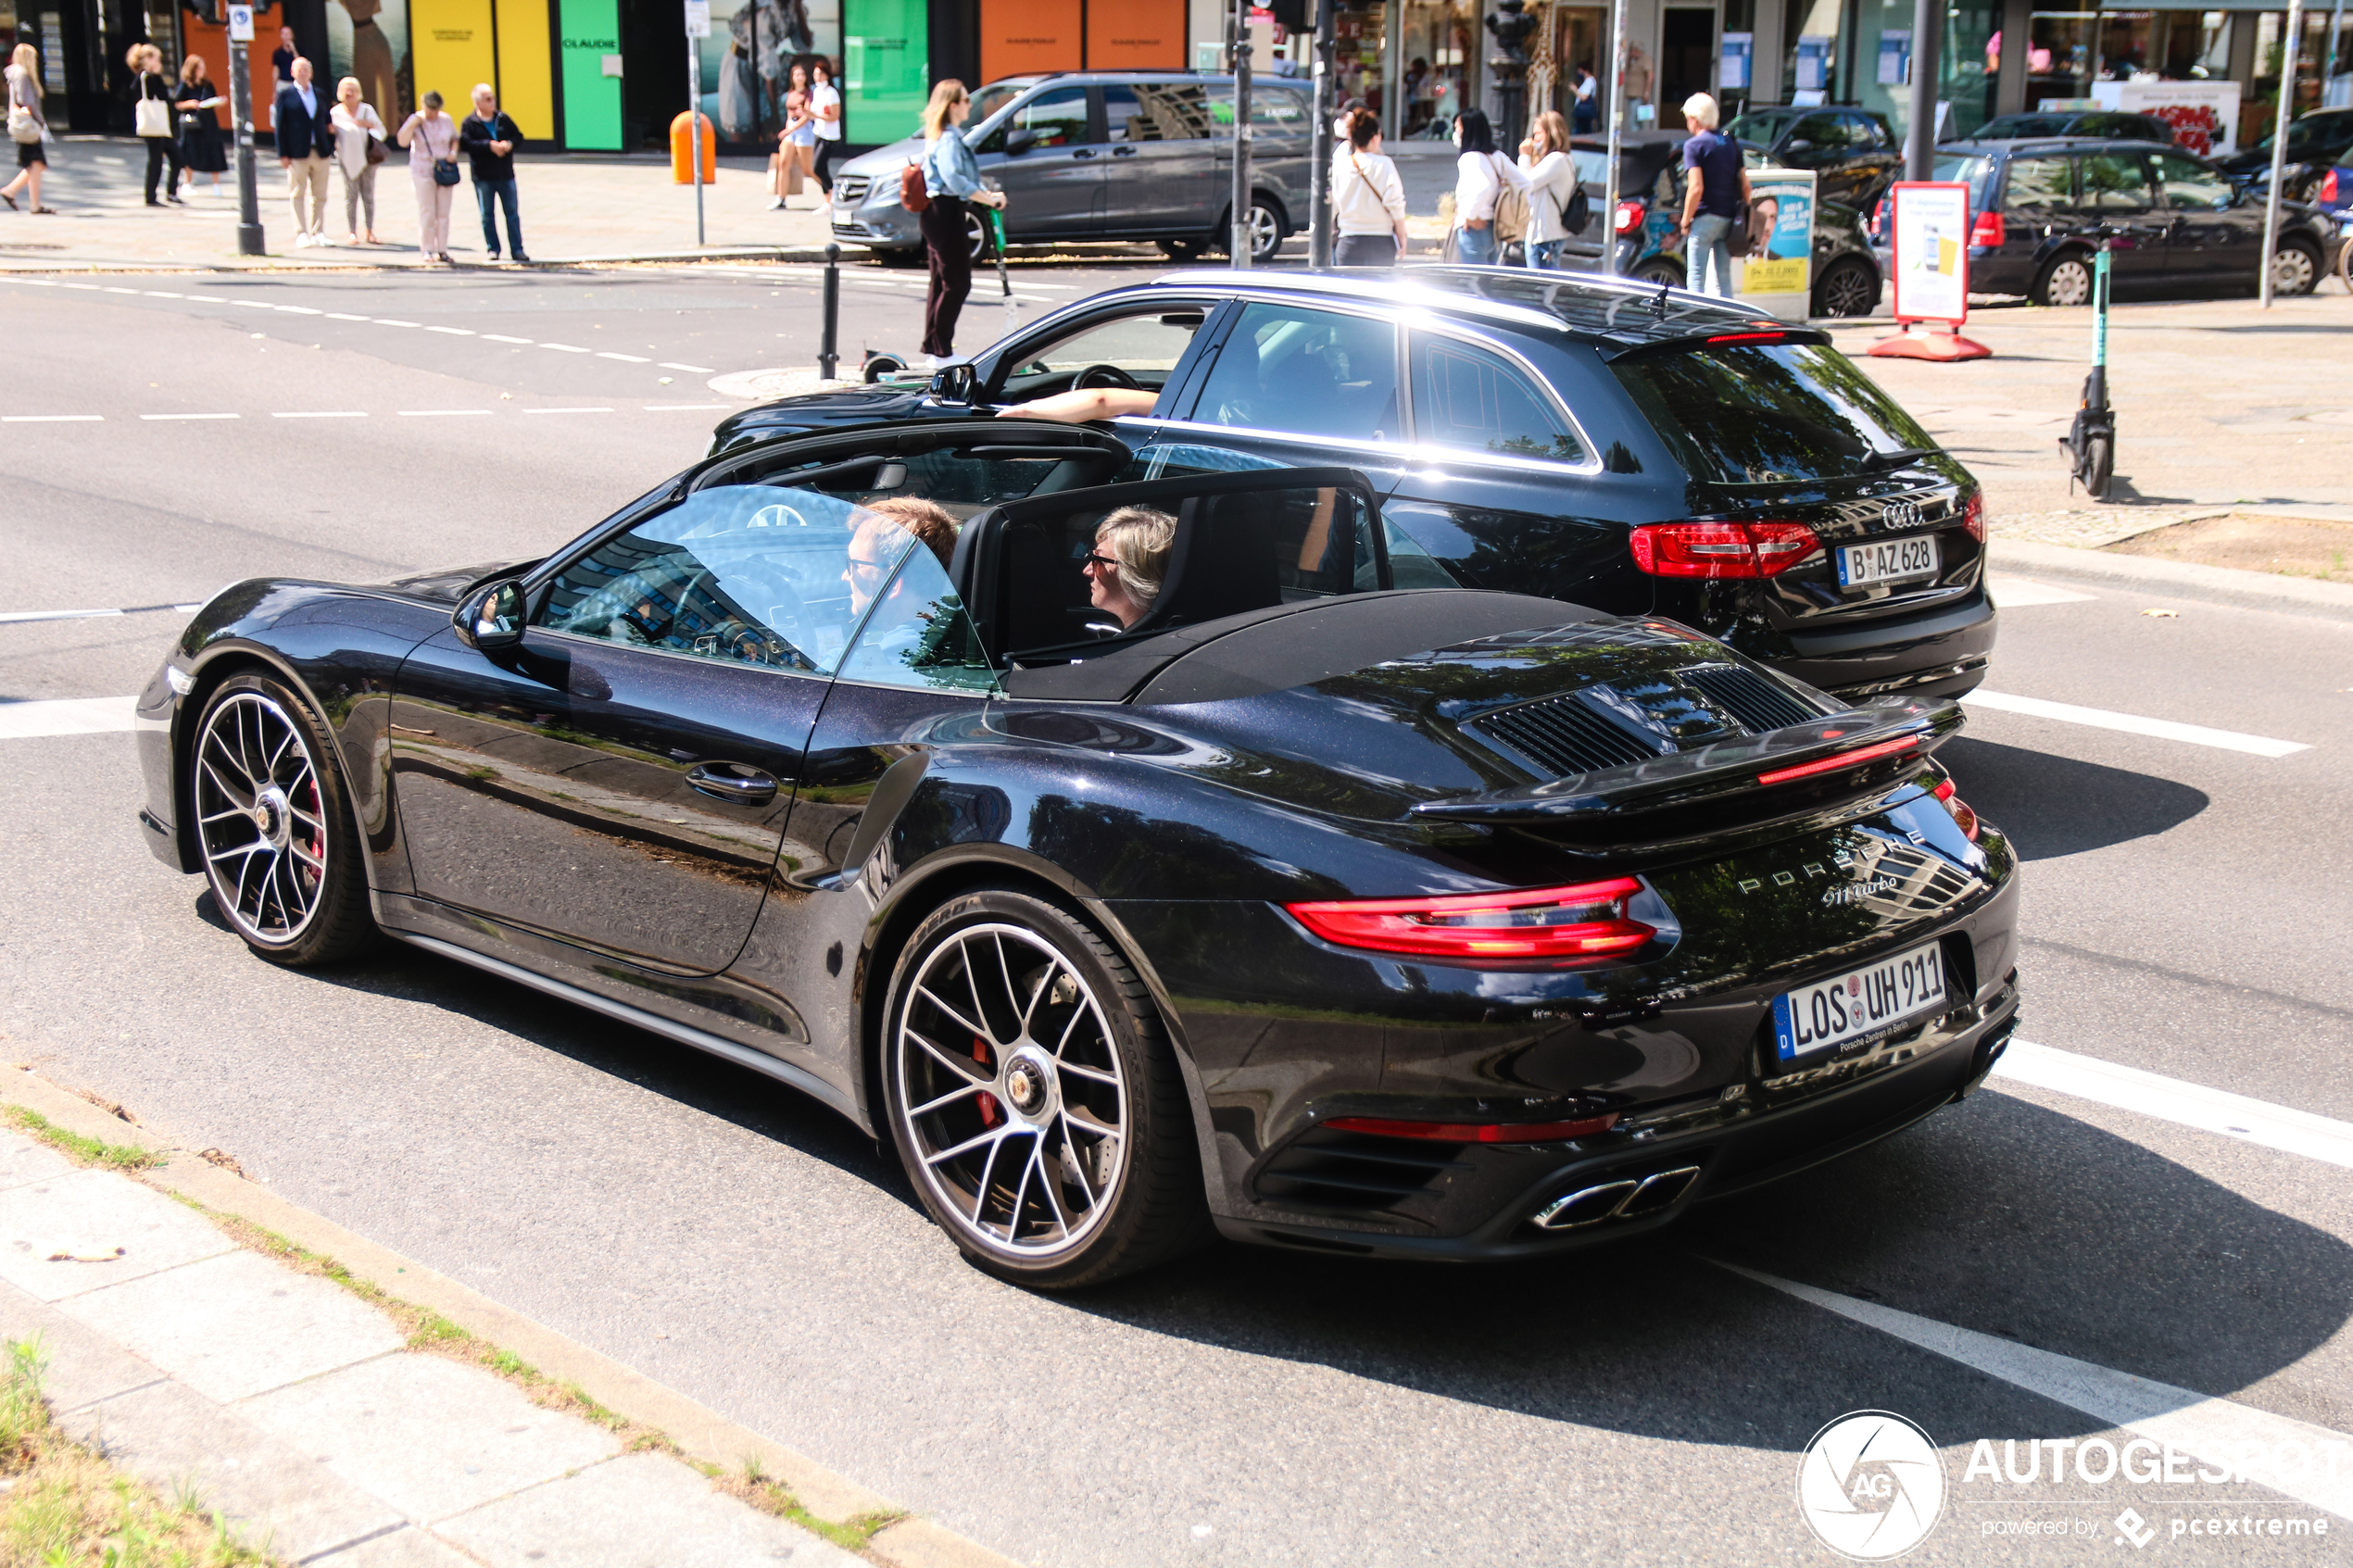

{"left": 137, "top": 419, "right": 2020, "bottom": 1286}
{"left": 1930, "top": 137, "right": 2346, "bottom": 302}
{"left": 716, "top": 268, "right": 1995, "bottom": 704}
{"left": 1723, "top": 106, "right": 1904, "bottom": 207}
{"left": 2217, "top": 107, "right": 2353, "bottom": 202}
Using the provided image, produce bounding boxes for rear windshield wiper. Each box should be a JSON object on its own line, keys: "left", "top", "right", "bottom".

{"left": 1857, "top": 446, "right": 1938, "bottom": 473}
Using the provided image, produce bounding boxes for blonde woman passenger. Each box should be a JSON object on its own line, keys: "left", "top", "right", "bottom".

{"left": 1083, "top": 508, "right": 1177, "bottom": 632}
{"left": 1331, "top": 107, "right": 1407, "bottom": 266}
{"left": 331, "top": 75, "right": 387, "bottom": 245}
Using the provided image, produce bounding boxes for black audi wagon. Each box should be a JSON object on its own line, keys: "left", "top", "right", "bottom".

{"left": 714, "top": 268, "right": 1995, "bottom": 704}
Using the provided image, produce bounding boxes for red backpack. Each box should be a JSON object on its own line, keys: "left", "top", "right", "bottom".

{"left": 900, "top": 160, "right": 929, "bottom": 213}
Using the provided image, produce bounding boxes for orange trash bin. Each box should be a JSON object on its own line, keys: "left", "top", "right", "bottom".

{"left": 671, "top": 112, "right": 717, "bottom": 184}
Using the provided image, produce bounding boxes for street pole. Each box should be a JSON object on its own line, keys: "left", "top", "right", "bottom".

{"left": 227, "top": 5, "right": 261, "bottom": 255}
{"left": 1602, "top": 0, "right": 1625, "bottom": 273}
{"left": 685, "top": 0, "right": 710, "bottom": 246}
{"left": 2259, "top": 0, "right": 2303, "bottom": 307}
{"left": 2328, "top": 0, "right": 2345, "bottom": 97}
{"left": 1231, "top": 0, "right": 1254, "bottom": 268}
{"left": 1311, "top": 0, "right": 1336, "bottom": 268}
{"left": 1905, "top": 0, "right": 1943, "bottom": 182}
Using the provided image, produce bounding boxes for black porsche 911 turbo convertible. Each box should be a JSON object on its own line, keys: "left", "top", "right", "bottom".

{"left": 135, "top": 416, "right": 2020, "bottom": 1288}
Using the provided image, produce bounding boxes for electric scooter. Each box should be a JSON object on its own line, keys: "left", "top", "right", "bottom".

{"left": 2059, "top": 240, "right": 2117, "bottom": 500}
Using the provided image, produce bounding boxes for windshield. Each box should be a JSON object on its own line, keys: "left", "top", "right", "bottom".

{"left": 1726, "top": 110, "right": 1795, "bottom": 144}
{"left": 1611, "top": 342, "right": 1943, "bottom": 485}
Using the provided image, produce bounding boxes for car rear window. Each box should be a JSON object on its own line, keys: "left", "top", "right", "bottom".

{"left": 1610, "top": 342, "right": 1941, "bottom": 485}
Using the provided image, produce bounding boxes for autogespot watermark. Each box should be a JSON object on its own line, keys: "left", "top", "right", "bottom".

{"left": 1796, "top": 1412, "right": 2339, "bottom": 1558}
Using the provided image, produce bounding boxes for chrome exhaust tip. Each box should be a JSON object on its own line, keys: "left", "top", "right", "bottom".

{"left": 1530, "top": 1165, "right": 1701, "bottom": 1231}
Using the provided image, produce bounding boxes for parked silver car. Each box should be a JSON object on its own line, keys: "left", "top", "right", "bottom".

{"left": 826, "top": 71, "right": 1314, "bottom": 266}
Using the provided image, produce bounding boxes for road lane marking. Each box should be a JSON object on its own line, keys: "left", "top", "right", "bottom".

{"left": 481, "top": 333, "right": 533, "bottom": 344}
{"left": 0, "top": 696, "right": 138, "bottom": 738}
{"left": 397, "top": 409, "right": 492, "bottom": 417}
{"left": 274, "top": 305, "right": 322, "bottom": 315}
{"left": 659, "top": 362, "right": 715, "bottom": 373}
{"left": 1, "top": 415, "right": 102, "bottom": 422}
{"left": 140, "top": 413, "right": 239, "bottom": 421}
{"left": 522, "top": 407, "right": 612, "bottom": 415}
{"left": 232, "top": 299, "right": 275, "bottom": 309}
{"left": 141, "top": 291, "right": 182, "bottom": 298}
{"left": 539, "top": 343, "right": 590, "bottom": 353}
{"left": 1717, "top": 1262, "right": 2353, "bottom": 1524}
{"left": 372, "top": 319, "right": 420, "bottom": 327}
{"left": 60, "top": 282, "right": 99, "bottom": 291}
{"left": 323, "top": 311, "right": 371, "bottom": 320}
{"left": 425, "top": 325, "right": 475, "bottom": 335}
{"left": 1966, "top": 691, "right": 2309, "bottom": 758}
{"left": 0, "top": 603, "right": 201, "bottom": 627}
{"left": 1993, "top": 1040, "right": 2353, "bottom": 1170}
{"left": 1988, "top": 575, "right": 2095, "bottom": 607}
{"left": 644, "top": 404, "right": 730, "bottom": 411}
{"left": 597, "top": 352, "right": 651, "bottom": 362}
{"left": 271, "top": 410, "right": 369, "bottom": 419}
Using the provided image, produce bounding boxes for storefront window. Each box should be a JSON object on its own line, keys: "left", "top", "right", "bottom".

{"left": 1399, "top": 1, "right": 1472, "bottom": 137}
{"left": 1332, "top": 4, "right": 1389, "bottom": 127}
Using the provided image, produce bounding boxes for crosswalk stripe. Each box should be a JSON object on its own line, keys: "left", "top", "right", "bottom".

{"left": 1992, "top": 1040, "right": 2353, "bottom": 1170}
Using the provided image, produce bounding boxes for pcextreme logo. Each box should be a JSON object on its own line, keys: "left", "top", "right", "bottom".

{"left": 1796, "top": 1411, "right": 1947, "bottom": 1561}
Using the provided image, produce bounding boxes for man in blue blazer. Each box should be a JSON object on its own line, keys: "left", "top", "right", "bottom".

{"left": 274, "top": 57, "right": 337, "bottom": 248}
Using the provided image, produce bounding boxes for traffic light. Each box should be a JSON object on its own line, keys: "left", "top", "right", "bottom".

{"left": 1268, "top": 0, "right": 1312, "bottom": 32}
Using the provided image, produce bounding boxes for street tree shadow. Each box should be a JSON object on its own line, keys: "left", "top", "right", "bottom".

{"left": 1938, "top": 737, "right": 2208, "bottom": 859}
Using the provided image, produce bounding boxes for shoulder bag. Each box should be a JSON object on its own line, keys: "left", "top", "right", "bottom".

{"left": 900, "top": 158, "right": 929, "bottom": 212}
{"left": 134, "top": 80, "right": 170, "bottom": 138}
{"left": 433, "top": 156, "right": 460, "bottom": 186}
{"left": 364, "top": 127, "right": 386, "bottom": 166}
{"left": 7, "top": 105, "right": 38, "bottom": 145}
{"left": 1491, "top": 155, "right": 1530, "bottom": 245}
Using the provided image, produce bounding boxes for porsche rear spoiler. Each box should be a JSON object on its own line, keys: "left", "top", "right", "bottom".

{"left": 1410, "top": 698, "right": 1963, "bottom": 836}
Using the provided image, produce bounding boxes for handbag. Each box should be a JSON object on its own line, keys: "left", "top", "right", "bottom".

{"left": 433, "top": 157, "right": 460, "bottom": 187}
{"left": 1727, "top": 199, "right": 1754, "bottom": 258}
{"left": 6, "top": 107, "right": 38, "bottom": 145}
{"left": 783, "top": 141, "right": 806, "bottom": 196}
{"left": 1491, "top": 157, "right": 1530, "bottom": 244}
{"left": 364, "top": 131, "right": 385, "bottom": 167}
{"left": 1563, "top": 183, "right": 1591, "bottom": 235}
{"left": 134, "top": 93, "right": 170, "bottom": 138}
{"left": 900, "top": 159, "right": 929, "bottom": 213}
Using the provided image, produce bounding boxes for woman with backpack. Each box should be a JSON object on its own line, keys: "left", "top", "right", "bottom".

{"left": 1331, "top": 107, "right": 1407, "bottom": 267}
{"left": 912, "top": 80, "right": 1005, "bottom": 369}
{"left": 1517, "top": 110, "right": 1579, "bottom": 270}
{"left": 1449, "top": 107, "right": 1526, "bottom": 266}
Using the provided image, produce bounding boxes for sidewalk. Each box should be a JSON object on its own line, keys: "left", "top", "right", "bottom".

{"left": 0, "top": 1069, "right": 1017, "bottom": 1568}
{"left": 0, "top": 139, "right": 851, "bottom": 271}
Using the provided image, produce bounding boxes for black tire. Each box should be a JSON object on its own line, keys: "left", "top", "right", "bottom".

{"left": 873, "top": 245, "right": 925, "bottom": 269}
{"left": 2032, "top": 251, "right": 2095, "bottom": 307}
{"left": 2269, "top": 238, "right": 2321, "bottom": 298}
{"left": 1633, "top": 257, "right": 1684, "bottom": 288}
{"left": 1812, "top": 256, "right": 1881, "bottom": 318}
{"left": 881, "top": 888, "right": 1210, "bottom": 1289}
{"left": 1212, "top": 196, "right": 1288, "bottom": 265}
{"left": 2081, "top": 433, "right": 2114, "bottom": 500}
{"left": 1157, "top": 235, "right": 1210, "bottom": 262}
{"left": 188, "top": 672, "right": 375, "bottom": 966}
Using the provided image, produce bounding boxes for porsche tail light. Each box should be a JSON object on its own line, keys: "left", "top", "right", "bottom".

{"left": 1755, "top": 735, "right": 1919, "bottom": 786}
{"left": 1324, "top": 1113, "right": 1620, "bottom": 1142}
{"left": 1960, "top": 491, "right": 1986, "bottom": 544}
{"left": 1615, "top": 200, "right": 1644, "bottom": 235}
{"left": 1288, "top": 876, "right": 1653, "bottom": 961}
{"left": 1932, "top": 776, "right": 1982, "bottom": 841}
{"left": 1629, "top": 521, "right": 1820, "bottom": 579}
{"left": 1970, "top": 209, "right": 2006, "bottom": 248}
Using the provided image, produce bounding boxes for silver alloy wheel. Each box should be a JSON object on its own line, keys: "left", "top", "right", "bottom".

{"left": 964, "top": 208, "right": 988, "bottom": 261}
{"left": 194, "top": 690, "right": 329, "bottom": 947}
{"left": 2043, "top": 257, "right": 2092, "bottom": 307}
{"left": 1247, "top": 203, "right": 1282, "bottom": 262}
{"left": 1818, "top": 259, "right": 1877, "bottom": 317}
{"left": 2270, "top": 243, "right": 2317, "bottom": 296}
{"left": 894, "top": 922, "right": 1128, "bottom": 1260}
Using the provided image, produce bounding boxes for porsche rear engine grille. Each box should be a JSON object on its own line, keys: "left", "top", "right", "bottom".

{"left": 1473, "top": 696, "right": 1658, "bottom": 777}
{"left": 1252, "top": 1128, "right": 1469, "bottom": 1213}
{"left": 1681, "top": 664, "right": 1822, "bottom": 734}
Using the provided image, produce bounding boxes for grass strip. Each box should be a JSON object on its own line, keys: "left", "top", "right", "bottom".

{"left": 0, "top": 1333, "right": 285, "bottom": 1565}
{"left": 2, "top": 1106, "right": 161, "bottom": 1172}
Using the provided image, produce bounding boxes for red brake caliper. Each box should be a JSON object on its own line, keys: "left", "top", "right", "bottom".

{"left": 973, "top": 1036, "right": 1000, "bottom": 1127}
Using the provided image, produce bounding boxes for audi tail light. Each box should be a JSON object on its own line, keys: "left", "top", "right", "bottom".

{"left": 1969, "top": 209, "right": 2006, "bottom": 248}
{"left": 1629, "top": 521, "right": 1820, "bottom": 579}
{"left": 1324, "top": 1113, "right": 1620, "bottom": 1142}
{"left": 1755, "top": 735, "right": 1919, "bottom": 786}
{"left": 1288, "top": 877, "right": 1654, "bottom": 961}
{"left": 1960, "top": 491, "right": 1985, "bottom": 544}
{"left": 1932, "top": 776, "right": 1982, "bottom": 841}
{"left": 1615, "top": 200, "right": 1644, "bottom": 235}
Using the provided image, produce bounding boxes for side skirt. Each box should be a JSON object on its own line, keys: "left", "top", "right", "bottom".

{"left": 382, "top": 929, "right": 870, "bottom": 1132}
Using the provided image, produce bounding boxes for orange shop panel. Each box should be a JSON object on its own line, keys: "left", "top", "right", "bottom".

{"left": 181, "top": 1, "right": 286, "bottom": 130}
{"left": 980, "top": 0, "right": 1081, "bottom": 82}
{"left": 1087, "top": 0, "right": 1184, "bottom": 70}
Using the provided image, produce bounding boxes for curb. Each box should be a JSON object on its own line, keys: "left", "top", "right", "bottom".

{"left": 0, "top": 1070, "right": 1022, "bottom": 1568}
{"left": 0, "top": 244, "right": 868, "bottom": 276}
{"left": 1991, "top": 537, "right": 2353, "bottom": 621}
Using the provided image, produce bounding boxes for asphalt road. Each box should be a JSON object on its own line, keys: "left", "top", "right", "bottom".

{"left": 3, "top": 268, "right": 2349, "bottom": 1567}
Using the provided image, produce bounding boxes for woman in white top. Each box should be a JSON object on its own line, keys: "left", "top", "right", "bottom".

{"left": 1450, "top": 107, "right": 1525, "bottom": 266}
{"left": 807, "top": 56, "right": 842, "bottom": 213}
{"left": 1330, "top": 107, "right": 1406, "bottom": 267}
{"left": 330, "top": 76, "right": 387, "bottom": 245}
{"left": 1516, "top": 110, "right": 1579, "bottom": 270}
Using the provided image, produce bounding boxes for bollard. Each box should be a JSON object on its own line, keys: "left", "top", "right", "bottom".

{"left": 818, "top": 244, "right": 840, "bottom": 382}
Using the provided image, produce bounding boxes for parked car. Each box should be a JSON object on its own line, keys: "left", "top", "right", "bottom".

{"left": 1722, "top": 106, "right": 1903, "bottom": 207}
{"left": 1550, "top": 133, "right": 1883, "bottom": 317}
{"left": 2218, "top": 107, "right": 2353, "bottom": 203}
{"left": 1970, "top": 109, "right": 2178, "bottom": 146}
{"left": 1927, "top": 136, "right": 2346, "bottom": 303}
{"left": 826, "top": 71, "right": 1313, "bottom": 266}
{"left": 713, "top": 268, "right": 1995, "bottom": 704}
{"left": 137, "top": 420, "right": 2019, "bottom": 1286}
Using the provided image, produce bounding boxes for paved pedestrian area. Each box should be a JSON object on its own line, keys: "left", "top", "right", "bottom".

{"left": 0, "top": 1124, "right": 862, "bottom": 1566}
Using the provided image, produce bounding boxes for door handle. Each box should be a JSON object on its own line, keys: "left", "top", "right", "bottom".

{"left": 1111, "top": 145, "right": 1138, "bottom": 157}
{"left": 687, "top": 763, "right": 779, "bottom": 806}
{"left": 1071, "top": 147, "right": 1097, "bottom": 159}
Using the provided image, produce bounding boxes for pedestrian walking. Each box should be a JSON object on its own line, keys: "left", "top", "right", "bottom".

{"left": 1675, "top": 92, "right": 1748, "bottom": 298}
{"left": 330, "top": 75, "right": 386, "bottom": 245}
{"left": 1331, "top": 107, "right": 1407, "bottom": 267}
{"left": 915, "top": 79, "right": 1005, "bottom": 368}
{"left": 770, "top": 59, "right": 812, "bottom": 210}
{"left": 397, "top": 90, "right": 459, "bottom": 263}
{"left": 459, "top": 83, "right": 527, "bottom": 262}
{"left": 266, "top": 23, "right": 295, "bottom": 132}
{"left": 807, "top": 56, "right": 841, "bottom": 216}
{"left": 173, "top": 56, "right": 227, "bottom": 196}
{"left": 132, "top": 44, "right": 182, "bottom": 207}
{"left": 1517, "top": 109, "right": 1579, "bottom": 270}
{"left": 1449, "top": 107, "right": 1525, "bottom": 266}
{"left": 274, "top": 58, "right": 336, "bottom": 247}
{"left": 2, "top": 43, "right": 53, "bottom": 215}
{"left": 1571, "top": 64, "right": 1598, "bottom": 133}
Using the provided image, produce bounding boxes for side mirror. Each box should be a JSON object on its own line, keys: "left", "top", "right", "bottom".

{"left": 453, "top": 579, "right": 525, "bottom": 652}
{"left": 1004, "top": 128, "right": 1037, "bottom": 156}
{"left": 930, "top": 362, "right": 977, "bottom": 404}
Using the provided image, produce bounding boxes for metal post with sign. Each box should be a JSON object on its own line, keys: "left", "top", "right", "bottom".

{"left": 226, "top": 2, "right": 262, "bottom": 255}
{"left": 1868, "top": 181, "right": 1992, "bottom": 358}
{"left": 1601, "top": 0, "right": 1625, "bottom": 273}
{"left": 2259, "top": 0, "right": 2304, "bottom": 306}
{"left": 685, "top": 0, "right": 710, "bottom": 246}
{"left": 1311, "top": 0, "right": 1336, "bottom": 268}
{"left": 1230, "top": 0, "right": 1253, "bottom": 268}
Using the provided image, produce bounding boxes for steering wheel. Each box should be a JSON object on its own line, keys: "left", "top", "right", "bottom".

{"left": 1073, "top": 363, "right": 1140, "bottom": 392}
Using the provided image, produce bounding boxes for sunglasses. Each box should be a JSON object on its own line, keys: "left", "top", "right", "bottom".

{"left": 1080, "top": 552, "right": 1119, "bottom": 571}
